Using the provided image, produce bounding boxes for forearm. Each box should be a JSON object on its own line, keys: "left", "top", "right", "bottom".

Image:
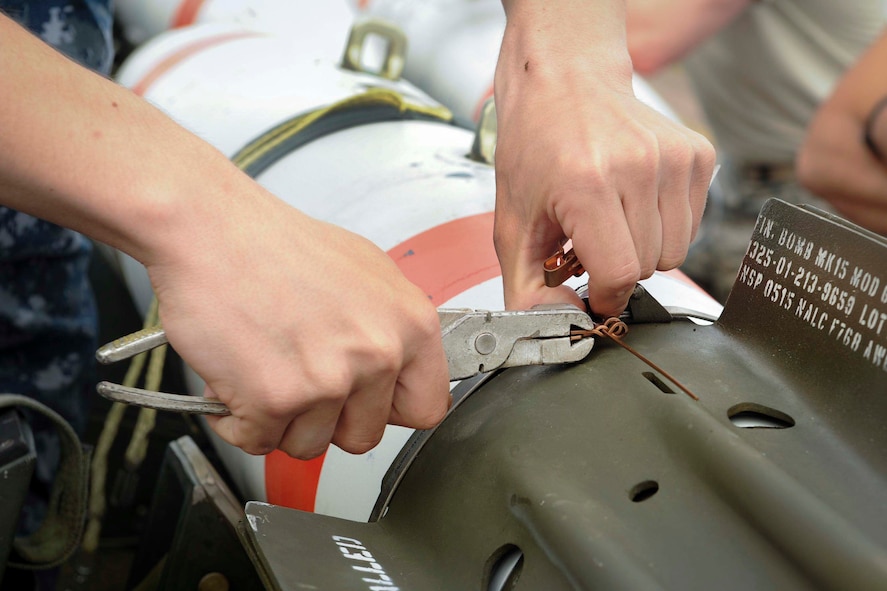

{"left": 796, "top": 30, "right": 887, "bottom": 234}
{"left": 797, "top": 106, "right": 887, "bottom": 234}
{"left": 625, "top": 0, "right": 751, "bottom": 76}
{"left": 0, "top": 15, "right": 287, "bottom": 267}
{"left": 498, "top": 0, "right": 634, "bottom": 99}
{"left": 0, "top": 15, "right": 456, "bottom": 460}
{"left": 493, "top": 0, "right": 716, "bottom": 315}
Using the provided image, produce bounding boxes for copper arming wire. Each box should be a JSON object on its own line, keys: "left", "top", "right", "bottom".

{"left": 572, "top": 317, "right": 700, "bottom": 401}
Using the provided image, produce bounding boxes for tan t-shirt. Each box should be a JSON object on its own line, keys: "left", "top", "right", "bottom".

{"left": 684, "top": 0, "right": 885, "bottom": 165}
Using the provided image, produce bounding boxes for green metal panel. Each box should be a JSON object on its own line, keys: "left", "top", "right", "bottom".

{"left": 0, "top": 410, "right": 35, "bottom": 584}
{"left": 243, "top": 199, "right": 887, "bottom": 590}
{"left": 128, "top": 436, "right": 265, "bottom": 591}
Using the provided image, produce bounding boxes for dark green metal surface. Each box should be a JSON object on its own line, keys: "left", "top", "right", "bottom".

{"left": 128, "top": 436, "right": 264, "bottom": 591}
{"left": 243, "top": 200, "right": 887, "bottom": 590}
{"left": 0, "top": 410, "right": 35, "bottom": 585}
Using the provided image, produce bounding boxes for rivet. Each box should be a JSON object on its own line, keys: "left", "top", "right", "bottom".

{"left": 198, "top": 572, "right": 229, "bottom": 591}
{"left": 475, "top": 332, "right": 497, "bottom": 355}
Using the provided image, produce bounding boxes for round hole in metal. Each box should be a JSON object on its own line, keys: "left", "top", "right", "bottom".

{"left": 485, "top": 544, "right": 524, "bottom": 591}
{"left": 629, "top": 480, "right": 659, "bottom": 503}
{"left": 728, "top": 403, "right": 795, "bottom": 429}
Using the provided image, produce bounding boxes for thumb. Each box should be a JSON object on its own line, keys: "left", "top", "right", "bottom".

{"left": 504, "top": 280, "right": 585, "bottom": 311}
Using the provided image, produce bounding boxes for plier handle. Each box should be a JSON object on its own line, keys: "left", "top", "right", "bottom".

{"left": 95, "top": 304, "right": 596, "bottom": 415}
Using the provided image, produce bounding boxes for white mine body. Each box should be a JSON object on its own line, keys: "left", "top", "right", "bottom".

{"left": 114, "top": 0, "right": 355, "bottom": 52}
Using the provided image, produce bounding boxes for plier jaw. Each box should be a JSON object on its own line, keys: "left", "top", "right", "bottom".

{"left": 439, "top": 304, "right": 595, "bottom": 381}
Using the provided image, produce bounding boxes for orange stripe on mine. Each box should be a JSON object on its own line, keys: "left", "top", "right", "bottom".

{"left": 131, "top": 31, "right": 259, "bottom": 97}
{"left": 387, "top": 212, "right": 499, "bottom": 304}
{"left": 265, "top": 450, "right": 326, "bottom": 512}
{"left": 171, "top": 0, "right": 207, "bottom": 28}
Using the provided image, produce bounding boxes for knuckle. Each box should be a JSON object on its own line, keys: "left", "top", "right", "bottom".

{"left": 298, "top": 360, "right": 353, "bottom": 403}
{"left": 335, "top": 432, "right": 384, "bottom": 455}
{"left": 658, "top": 248, "right": 687, "bottom": 271}
{"left": 563, "top": 155, "right": 610, "bottom": 193}
{"left": 601, "top": 259, "right": 642, "bottom": 295}
{"left": 289, "top": 444, "right": 329, "bottom": 461}
{"left": 619, "top": 126, "right": 661, "bottom": 164}
{"left": 408, "top": 403, "right": 448, "bottom": 431}
{"left": 692, "top": 130, "right": 716, "bottom": 160}
{"left": 242, "top": 441, "right": 277, "bottom": 456}
{"left": 677, "top": 142, "right": 699, "bottom": 169}
{"left": 224, "top": 424, "right": 279, "bottom": 456}
{"left": 241, "top": 370, "right": 303, "bottom": 416}
{"left": 687, "top": 132, "right": 717, "bottom": 174}
{"left": 312, "top": 375, "right": 352, "bottom": 404}
{"left": 413, "top": 303, "right": 442, "bottom": 339}
{"left": 638, "top": 258, "right": 657, "bottom": 281}
{"left": 659, "top": 135, "right": 696, "bottom": 173}
{"left": 364, "top": 331, "right": 404, "bottom": 376}
{"left": 253, "top": 388, "right": 305, "bottom": 419}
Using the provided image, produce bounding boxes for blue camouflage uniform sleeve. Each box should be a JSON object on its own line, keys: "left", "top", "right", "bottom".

{"left": 0, "top": 0, "right": 114, "bottom": 535}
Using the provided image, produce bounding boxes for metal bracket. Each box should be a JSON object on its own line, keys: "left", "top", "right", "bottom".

{"left": 341, "top": 18, "right": 407, "bottom": 81}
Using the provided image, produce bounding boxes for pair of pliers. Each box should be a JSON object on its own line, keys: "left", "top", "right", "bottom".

{"left": 95, "top": 304, "right": 596, "bottom": 416}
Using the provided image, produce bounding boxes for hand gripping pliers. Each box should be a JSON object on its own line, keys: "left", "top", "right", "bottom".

{"left": 94, "top": 304, "right": 596, "bottom": 416}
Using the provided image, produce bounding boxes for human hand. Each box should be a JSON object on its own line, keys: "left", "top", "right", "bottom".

{"left": 798, "top": 100, "right": 887, "bottom": 235}
{"left": 494, "top": 0, "right": 716, "bottom": 317}
{"left": 796, "top": 31, "right": 887, "bottom": 236}
{"left": 147, "top": 189, "right": 451, "bottom": 460}
{"left": 0, "top": 13, "right": 450, "bottom": 461}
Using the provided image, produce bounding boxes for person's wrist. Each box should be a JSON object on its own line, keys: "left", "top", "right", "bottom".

{"left": 863, "top": 95, "right": 887, "bottom": 163}
{"left": 497, "top": 0, "right": 633, "bottom": 91}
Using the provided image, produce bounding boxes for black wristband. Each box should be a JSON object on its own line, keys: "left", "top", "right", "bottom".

{"left": 863, "top": 95, "right": 887, "bottom": 163}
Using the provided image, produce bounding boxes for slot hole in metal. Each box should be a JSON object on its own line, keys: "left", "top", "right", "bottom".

{"left": 485, "top": 544, "right": 524, "bottom": 591}
{"left": 728, "top": 403, "right": 795, "bottom": 429}
{"left": 629, "top": 480, "right": 659, "bottom": 503}
{"left": 358, "top": 33, "right": 391, "bottom": 74}
{"left": 643, "top": 371, "right": 674, "bottom": 394}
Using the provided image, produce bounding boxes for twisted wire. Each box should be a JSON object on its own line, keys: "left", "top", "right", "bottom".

{"left": 573, "top": 318, "right": 699, "bottom": 401}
